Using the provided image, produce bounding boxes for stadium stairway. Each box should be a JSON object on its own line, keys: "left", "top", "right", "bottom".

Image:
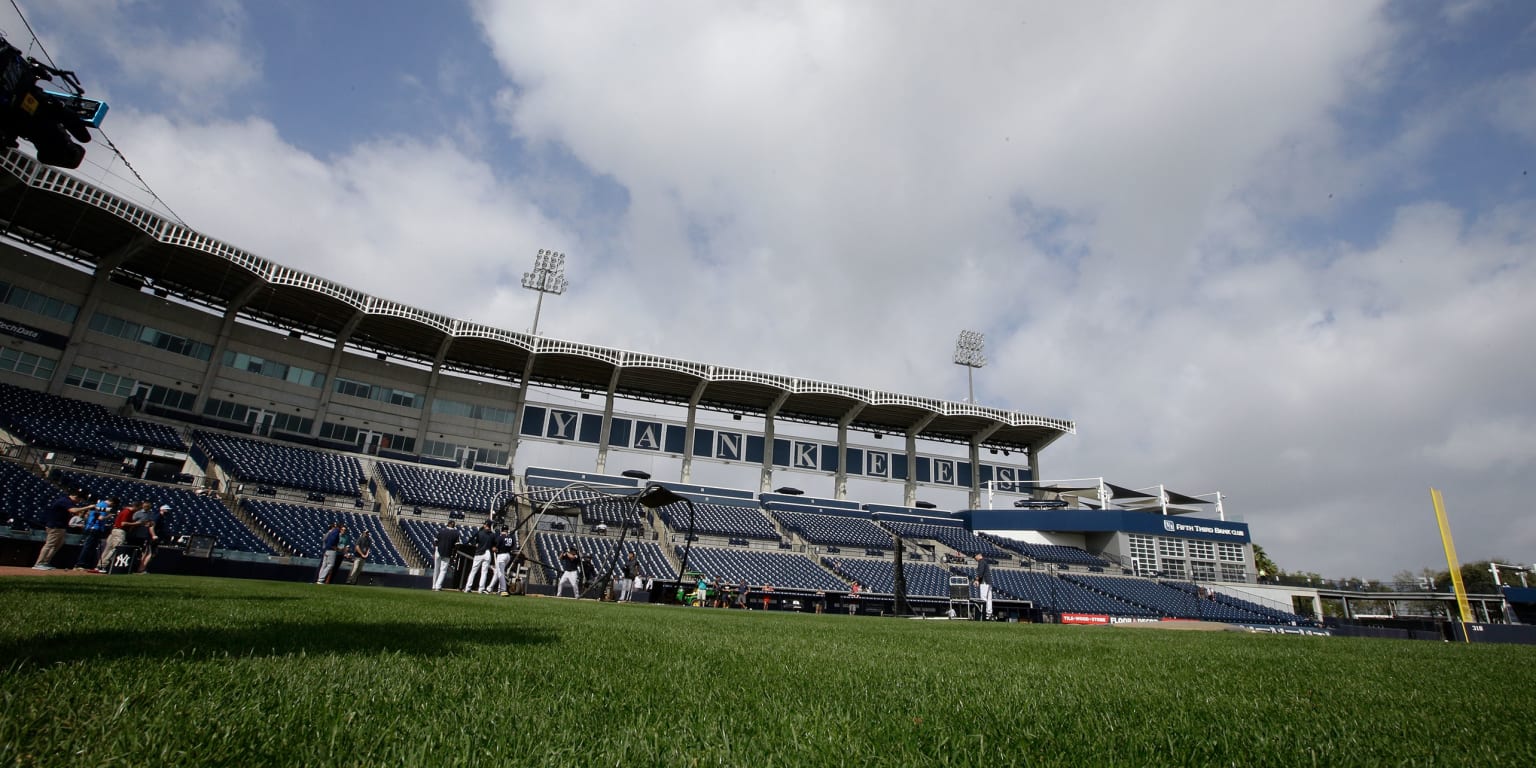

{"left": 380, "top": 513, "right": 426, "bottom": 570}
{"left": 354, "top": 456, "right": 379, "bottom": 509}
{"left": 228, "top": 495, "right": 290, "bottom": 556}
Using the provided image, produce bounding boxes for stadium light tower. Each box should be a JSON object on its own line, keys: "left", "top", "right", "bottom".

{"left": 522, "top": 249, "right": 569, "bottom": 336}
{"left": 953, "top": 330, "right": 986, "bottom": 404}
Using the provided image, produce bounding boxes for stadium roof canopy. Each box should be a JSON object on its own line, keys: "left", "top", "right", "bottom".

{"left": 0, "top": 151, "right": 1074, "bottom": 452}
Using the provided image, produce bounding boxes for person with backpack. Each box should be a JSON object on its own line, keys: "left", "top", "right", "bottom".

{"left": 134, "top": 504, "right": 168, "bottom": 574}
{"left": 72, "top": 496, "right": 116, "bottom": 570}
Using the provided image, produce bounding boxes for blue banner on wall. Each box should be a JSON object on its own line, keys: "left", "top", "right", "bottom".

{"left": 963, "top": 508, "right": 1249, "bottom": 543}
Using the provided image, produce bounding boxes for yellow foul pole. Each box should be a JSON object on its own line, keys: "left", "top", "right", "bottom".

{"left": 1430, "top": 488, "right": 1473, "bottom": 642}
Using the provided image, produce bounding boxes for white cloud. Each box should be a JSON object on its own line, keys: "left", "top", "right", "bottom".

{"left": 24, "top": 2, "right": 1536, "bottom": 579}
{"left": 9, "top": 0, "right": 257, "bottom": 110}
{"left": 102, "top": 111, "right": 577, "bottom": 326}
{"left": 469, "top": 3, "right": 1395, "bottom": 379}
{"left": 1424, "top": 419, "right": 1536, "bottom": 473}
{"left": 1441, "top": 0, "right": 1495, "bottom": 27}
{"left": 1490, "top": 70, "right": 1536, "bottom": 145}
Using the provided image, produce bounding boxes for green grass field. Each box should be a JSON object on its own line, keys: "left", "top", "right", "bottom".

{"left": 2, "top": 575, "right": 1533, "bottom": 767}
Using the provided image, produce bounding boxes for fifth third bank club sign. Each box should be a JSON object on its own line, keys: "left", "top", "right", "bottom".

{"left": 1161, "top": 518, "right": 1247, "bottom": 541}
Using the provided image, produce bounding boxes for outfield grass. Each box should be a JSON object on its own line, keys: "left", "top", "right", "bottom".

{"left": 2, "top": 576, "right": 1533, "bottom": 767}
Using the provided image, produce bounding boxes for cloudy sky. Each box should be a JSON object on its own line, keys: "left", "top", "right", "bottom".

{"left": 7, "top": 1, "right": 1535, "bottom": 579}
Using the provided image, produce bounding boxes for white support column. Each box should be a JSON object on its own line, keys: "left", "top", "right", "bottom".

{"left": 968, "top": 423, "right": 1002, "bottom": 509}
{"left": 47, "top": 239, "right": 145, "bottom": 396}
{"left": 402, "top": 333, "right": 454, "bottom": 448}
{"left": 834, "top": 403, "right": 866, "bottom": 501}
{"left": 902, "top": 413, "right": 938, "bottom": 507}
{"left": 758, "top": 392, "right": 790, "bottom": 494}
{"left": 594, "top": 367, "right": 622, "bottom": 474}
{"left": 190, "top": 280, "right": 266, "bottom": 416}
{"left": 310, "top": 311, "right": 365, "bottom": 433}
{"left": 504, "top": 352, "right": 538, "bottom": 473}
{"left": 680, "top": 379, "right": 709, "bottom": 483}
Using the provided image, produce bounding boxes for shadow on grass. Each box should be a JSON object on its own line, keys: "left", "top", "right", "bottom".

{"left": 3, "top": 619, "right": 557, "bottom": 668}
{"left": 0, "top": 580, "right": 305, "bottom": 603}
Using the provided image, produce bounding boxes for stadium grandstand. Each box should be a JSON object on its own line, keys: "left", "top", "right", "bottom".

{"left": 4, "top": 146, "right": 1496, "bottom": 628}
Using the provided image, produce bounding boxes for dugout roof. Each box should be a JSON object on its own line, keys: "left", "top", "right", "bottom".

{"left": 0, "top": 151, "right": 1074, "bottom": 452}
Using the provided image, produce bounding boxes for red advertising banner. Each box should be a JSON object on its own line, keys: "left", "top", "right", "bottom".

{"left": 1060, "top": 613, "right": 1110, "bottom": 625}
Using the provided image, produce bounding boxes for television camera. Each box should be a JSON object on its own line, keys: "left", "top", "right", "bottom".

{"left": 0, "top": 35, "right": 104, "bottom": 169}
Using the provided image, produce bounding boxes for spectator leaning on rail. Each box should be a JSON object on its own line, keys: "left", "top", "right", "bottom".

{"left": 346, "top": 528, "right": 371, "bottom": 585}
{"left": 432, "top": 520, "right": 459, "bottom": 591}
{"left": 137, "top": 504, "right": 170, "bottom": 574}
{"left": 32, "top": 488, "right": 92, "bottom": 570}
{"left": 315, "top": 523, "right": 342, "bottom": 585}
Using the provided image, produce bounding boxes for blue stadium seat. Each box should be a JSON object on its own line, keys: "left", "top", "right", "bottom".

{"left": 823, "top": 557, "right": 953, "bottom": 597}
{"left": 1159, "top": 580, "right": 1312, "bottom": 625}
{"left": 987, "top": 567, "right": 1156, "bottom": 616}
{"left": 197, "top": 431, "right": 364, "bottom": 497}
{"left": 1, "top": 458, "right": 67, "bottom": 529}
{"left": 881, "top": 520, "right": 1012, "bottom": 559}
{"left": 376, "top": 461, "right": 513, "bottom": 513}
{"left": 1063, "top": 573, "right": 1261, "bottom": 622}
{"left": 684, "top": 545, "right": 847, "bottom": 592}
{"left": 536, "top": 532, "right": 669, "bottom": 585}
{"left": 771, "top": 509, "right": 893, "bottom": 550}
{"left": 397, "top": 517, "right": 496, "bottom": 565}
{"left": 56, "top": 469, "right": 276, "bottom": 555}
{"left": 0, "top": 382, "right": 186, "bottom": 457}
{"left": 981, "top": 534, "right": 1109, "bottom": 567}
{"left": 656, "top": 502, "right": 779, "bottom": 540}
{"left": 241, "top": 499, "right": 406, "bottom": 566}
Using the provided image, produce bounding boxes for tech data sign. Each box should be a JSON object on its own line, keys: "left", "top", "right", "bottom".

{"left": 518, "top": 404, "right": 1029, "bottom": 490}
{"left": 0, "top": 317, "right": 69, "bottom": 349}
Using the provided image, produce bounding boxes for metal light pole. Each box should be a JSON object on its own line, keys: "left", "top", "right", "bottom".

{"left": 1191, "top": 492, "right": 1227, "bottom": 521}
{"left": 953, "top": 330, "right": 986, "bottom": 404}
{"left": 522, "top": 249, "right": 569, "bottom": 336}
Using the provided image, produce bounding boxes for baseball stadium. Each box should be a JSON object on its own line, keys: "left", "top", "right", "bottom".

{"left": 3, "top": 143, "right": 1535, "bottom": 765}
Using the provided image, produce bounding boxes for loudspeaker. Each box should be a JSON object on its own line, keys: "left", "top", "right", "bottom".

{"left": 185, "top": 535, "right": 216, "bottom": 559}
